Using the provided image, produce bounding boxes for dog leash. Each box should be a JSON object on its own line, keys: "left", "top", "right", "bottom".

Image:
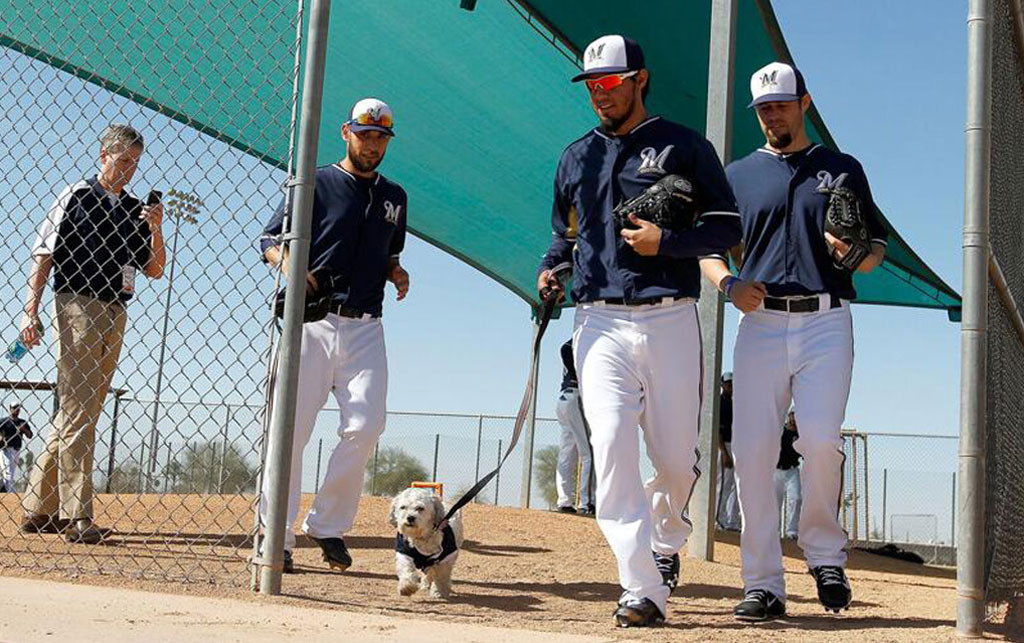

{"left": 435, "top": 262, "right": 572, "bottom": 529}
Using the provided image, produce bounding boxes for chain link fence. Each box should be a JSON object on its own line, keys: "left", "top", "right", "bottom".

{"left": 983, "top": 0, "right": 1024, "bottom": 605}
{"left": 0, "top": 0, "right": 301, "bottom": 583}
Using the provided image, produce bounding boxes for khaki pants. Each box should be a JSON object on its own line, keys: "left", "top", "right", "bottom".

{"left": 23, "top": 293, "right": 126, "bottom": 520}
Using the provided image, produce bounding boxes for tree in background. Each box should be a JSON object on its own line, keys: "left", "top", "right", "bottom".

{"left": 365, "top": 446, "right": 429, "bottom": 496}
{"left": 533, "top": 444, "right": 559, "bottom": 509}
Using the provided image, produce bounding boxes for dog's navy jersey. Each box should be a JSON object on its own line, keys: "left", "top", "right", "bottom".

{"left": 260, "top": 164, "right": 407, "bottom": 317}
{"left": 723, "top": 144, "right": 888, "bottom": 300}
{"left": 539, "top": 116, "right": 741, "bottom": 303}
{"left": 395, "top": 525, "right": 459, "bottom": 570}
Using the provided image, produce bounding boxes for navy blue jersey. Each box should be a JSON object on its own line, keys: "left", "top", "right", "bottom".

{"left": 539, "top": 117, "right": 741, "bottom": 303}
{"left": 32, "top": 176, "right": 152, "bottom": 303}
{"left": 0, "top": 416, "right": 29, "bottom": 451}
{"left": 725, "top": 144, "right": 888, "bottom": 300}
{"left": 260, "top": 164, "right": 407, "bottom": 317}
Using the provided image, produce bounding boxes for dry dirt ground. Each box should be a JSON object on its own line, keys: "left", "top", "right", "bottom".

{"left": 0, "top": 492, "right": 993, "bottom": 641}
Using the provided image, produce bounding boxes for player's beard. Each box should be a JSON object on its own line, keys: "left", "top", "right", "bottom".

{"left": 766, "top": 130, "right": 793, "bottom": 149}
{"left": 349, "top": 148, "right": 383, "bottom": 174}
{"left": 598, "top": 93, "right": 636, "bottom": 133}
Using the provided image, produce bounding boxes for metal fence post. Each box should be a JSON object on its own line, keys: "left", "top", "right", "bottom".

{"left": 315, "top": 438, "right": 323, "bottom": 494}
{"left": 474, "top": 414, "right": 483, "bottom": 502}
{"left": 495, "top": 439, "right": 502, "bottom": 506}
{"left": 882, "top": 468, "right": 888, "bottom": 542}
{"left": 689, "top": 0, "right": 737, "bottom": 562}
{"left": 863, "top": 434, "right": 870, "bottom": 542}
{"left": 105, "top": 393, "right": 121, "bottom": 494}
{"left": 959, "top": 0, "right": 992, "bottom": 634}
{"left": 258, "top": 0, "right": 332, "bottom": 596}
{"left": 218, "top": 404, "right": 231, "bottom": 494}
{"left": 852, "top": 433, "right": 859, "bottom": 543}
{"left": 432, "top": 433, "right": 440, "bottom": 482}
{"left": 370, "top": 441, "right": 378, "bottom": 496}
{"left": 952, "top": 472, "right": 957, "bottom": 545}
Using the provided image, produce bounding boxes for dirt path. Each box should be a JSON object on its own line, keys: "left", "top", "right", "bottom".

{"left": 0, "top": 494, "right": 964, "bottom": 641}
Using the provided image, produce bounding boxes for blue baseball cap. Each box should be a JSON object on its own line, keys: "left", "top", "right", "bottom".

{"left": 571, "top": 35, "right": 646, "bottom": 82}
{"left": 748, "top": 62, "right": 807, "bottom": 107}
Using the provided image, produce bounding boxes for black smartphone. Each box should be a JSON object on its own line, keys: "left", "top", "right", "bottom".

{"left": 146, "top": 190, "right": 162, "bottom": 205}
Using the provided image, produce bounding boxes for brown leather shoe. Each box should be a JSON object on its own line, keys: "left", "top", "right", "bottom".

{"left": 65, "top": 520, "right": 110, "bottom": 544}
{"left": 20, "top": 514, "right": 70, "bottom": 534}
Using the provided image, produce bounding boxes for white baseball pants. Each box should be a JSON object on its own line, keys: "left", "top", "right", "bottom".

{"left": 573, "top": 299, "right": 702, "bottom": 616}
{"left": 774, "top": 467, "right": 801, "bottom": 539}
{"left": 260, "top": 313, "right": 387, "bottom": 551}
{"left": 732, "top": 299, "right": 852, "bottom": 599}
{"left": 555, "top": 387, "right": 593, "bottom": 509}
{"left": 2, "top": 447, "right": 18, "bottom": 491}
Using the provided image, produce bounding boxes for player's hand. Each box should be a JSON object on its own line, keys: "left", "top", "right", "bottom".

{"left": 388, "top": 264, "right": 410, "bottom": 300}
{"left": 305, "top": 271, "right": 319, "bottom": 294}
{"left": 620, "top": 214, "right": 662, "bottom": 256}
{"left": 730, "top": 280, "right": 767, "bottom": 313}
{"left": 824, "top": 232, "right": 849, "bottom": 260}
{"left": 537, "top": 269, "right": 565, "bottom": 303}
{"left": 140, "top": 203, "right": 164, "bottom": 233}
{"left": 19, "top": 313, "right": 41, "bottom": 348}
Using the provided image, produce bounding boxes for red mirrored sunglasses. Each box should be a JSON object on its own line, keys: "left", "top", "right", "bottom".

{"left": 584, "top": 70, "right": 638, "bottom": 92}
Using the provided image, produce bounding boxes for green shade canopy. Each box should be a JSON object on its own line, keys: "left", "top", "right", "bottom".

{"left": 0, "top": 0, "right": 960, "bottom": 318}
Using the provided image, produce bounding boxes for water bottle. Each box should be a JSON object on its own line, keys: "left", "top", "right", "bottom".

{"left": 5, "top": 321, "right": 44, "bottom": 364}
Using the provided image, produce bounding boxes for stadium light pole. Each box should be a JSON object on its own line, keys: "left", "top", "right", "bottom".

{"left": 258, "top": 0, "right": 332, "bottom": 596}
{"left": 689, "top": 0, "right": 737, "bottom": 562}
{"left": 958, "top": 0, "right": 992, "bottom": 635}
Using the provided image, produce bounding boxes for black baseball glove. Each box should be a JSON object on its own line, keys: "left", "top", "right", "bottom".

{"left": 274, "top": 269, "right": 336, "bottom": 323}
{"left": 819, "top": 185, "right": 871, "bottom": 271}
{"left": 613, "top": 174, "right": 699, "bottom": 232}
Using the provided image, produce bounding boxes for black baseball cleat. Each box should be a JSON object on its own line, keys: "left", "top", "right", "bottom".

{"left": 309, "top": 536, "right": 352, "bottom": 572}
{"left": 653, "top": 550, "right": 680, "bottom": 593}
{"left": 734, "top": 588, "right": 786, "bottom": 622}
{"left": 810, "top": 565, "right": 852, "bottom": 612}
{"left": 283, "top": 549, "right": 295, "bottom": 574}
{"left": 613, "top": 597, "right": 665, "bottom": 628}
{"left": 557, "top": 505, "right": 576, "bottom": 514}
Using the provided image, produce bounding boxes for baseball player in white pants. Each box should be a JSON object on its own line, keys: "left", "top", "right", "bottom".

{"left": 259, "top": 98, "right": 409, "bottom": 573}
{"left": 701, "top": 62, "right": 886, "bottom": 620}
{"left": 774, "top": 411, "right": 803, "bottom": 539}
{"left": 555, "top": 339, "right": 593, "bottom": 513}
{"left": 538, "top": 34, "right": 741, "bottom": 628}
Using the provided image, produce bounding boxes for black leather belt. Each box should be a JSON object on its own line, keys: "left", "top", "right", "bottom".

{"left": 592, "top": 296, "right": 679, "bottom": 307}
{"left": 763, "top": 295, "right": 841, "bottom": 313}
{"left": 329, "top": 303, "right": 380, "bottom": 319}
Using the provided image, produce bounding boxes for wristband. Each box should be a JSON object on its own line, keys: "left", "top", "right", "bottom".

{"left": 721, "top": 275, "right": 739, "bottom": 297}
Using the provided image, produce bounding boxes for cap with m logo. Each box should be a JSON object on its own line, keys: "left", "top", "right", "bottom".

{"left": 748, "top": 62, "right": 807, "bottom": 107}
{"left": 571, "top": 35, "right": 645, "bottom": 82}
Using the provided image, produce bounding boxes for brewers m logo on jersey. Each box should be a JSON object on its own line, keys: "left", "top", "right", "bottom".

{"left": 383, "top": 200, "right": 402, "bottom": 224}
{"left": 816, "top": 170, "right": 849, "bottom": 191}
{"left": 637, "top": 145, "right": 673, "bottom": 176}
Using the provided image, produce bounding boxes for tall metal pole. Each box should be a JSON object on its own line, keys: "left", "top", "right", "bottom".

{"left": 882, "top": 468, "right": 888, "bottom": 542}
{"left": 146, "top": 220, "right": 182, "bottom": 492}
{"left": 259, "top": 0, "right": 332, "bottom": 596}
{"left": 432, "top": 433, "right": 440, "bottom": 482}
{"left": 958, "top": 0, "right": 992, "bottom": 634}
{"left": 105, "top": 393, "right": 121, "bottom": 494}
{"left": 474, "top": 415, "right": 483, "bottom": 502}
{"left": 519, "top": 319, "right": 542, "bottom": 508}
{"left": 689, "top": 0, "right": 738, "bottom": 562}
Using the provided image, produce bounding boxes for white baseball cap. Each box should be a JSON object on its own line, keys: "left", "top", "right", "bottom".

{"left": 722, "top": 372, "right": 733, "bottom": 382}
{"left": 748, "top": 62, "right": 807, "bottom": 107}
{"left": 347, "top": 97, "right": 395, "bottom": 137}
{"left": 571, "top": 34, "right": 646, "bottom": 82}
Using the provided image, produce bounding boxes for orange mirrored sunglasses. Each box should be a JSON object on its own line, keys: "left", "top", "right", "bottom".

{"left": 584, "top": 71, "right": 638, "bottom": 93}
{"left": 350, "top": 111, "right": 394, "bottom": 129}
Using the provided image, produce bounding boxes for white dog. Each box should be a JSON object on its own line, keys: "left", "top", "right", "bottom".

{"left": 388, "top": 487, "right": 464, "bottom": 599}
